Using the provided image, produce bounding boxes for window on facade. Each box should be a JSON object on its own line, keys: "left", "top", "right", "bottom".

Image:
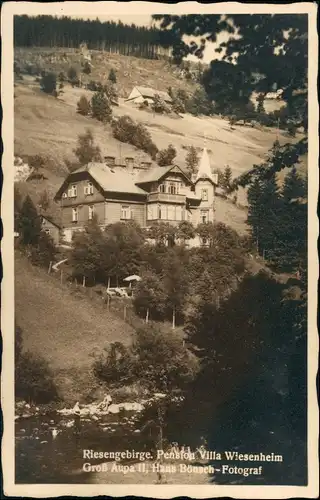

{"left": 200, "top": 210, "right": 209, "bottom": 224}
{"left": 159, "top": 183, "right": 166, "bottom": 193}
{"left": 201, "top": 189, "right": 208, "bottom": 201}
{"left": 88, "top": 205, "right": 94, "bottom": 220}
{"left": 85, "top": 182, "right": 93, "bottom": 195}
{"left": 158, "top": 204, "right": 163, "bottom": 219}
{"left": 44, "top": 228, "right": 51, "bottom": 235}
{"left": 167, "top": 205, "right": 175, "bottom": 220}
{"left": 168, "top": 183, "right": 177, "bottom": 195}
{"left": 121, "top": 205, "right": 131, "bottom": 220}
{"left": 176, "top": 206, "right": 182, "bottom": 221}
{"left": 72, "top": 207, "right": 78, "bottom": 222}
{"left": 68, "top": 185, "right": 77, "bottom": 198}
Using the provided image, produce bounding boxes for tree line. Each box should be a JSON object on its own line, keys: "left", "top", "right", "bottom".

{"left": 14, "top": 15, "right": 170, "bottom": 60}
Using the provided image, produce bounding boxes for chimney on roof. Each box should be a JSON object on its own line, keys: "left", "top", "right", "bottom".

{"left": 104, "top": 156, "right": 116, "bottom": 166}
{"left": 125, "top": 157, "right": 134, "bottom": 171}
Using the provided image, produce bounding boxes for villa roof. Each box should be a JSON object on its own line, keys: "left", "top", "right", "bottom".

{"left": 86, "top": 163, "right": 147, "bottom": 195}
{"left": 55, "top": 163, "right": 147, "bottom": 198}
{"left": 135, "top": 164, "right": 191, "bottom": 185}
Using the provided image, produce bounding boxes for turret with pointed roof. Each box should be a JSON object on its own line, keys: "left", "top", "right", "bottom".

{"left": 195, "top": 148, "right": 215, "bottom": 183}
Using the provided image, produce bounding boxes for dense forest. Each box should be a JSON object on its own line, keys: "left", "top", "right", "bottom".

{"left": 14, "top": 15, "right": 171, "bottom": 59}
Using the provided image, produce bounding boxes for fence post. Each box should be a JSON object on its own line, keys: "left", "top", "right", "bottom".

{"left": 48, "top": 261, "right": 52, "bottom": 274}
{"left": 60, "top": 269, "right": 63, "bottom": 285}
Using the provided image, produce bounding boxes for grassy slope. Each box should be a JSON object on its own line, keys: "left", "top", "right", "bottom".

{"left": 15, "top": 252, "right": 135, "bottom": 402}
{"left": 14, "top": 47, "right": 197, "bottom": 99}
{"left": 14, "top": 49, "right": 307, "bottom": 236}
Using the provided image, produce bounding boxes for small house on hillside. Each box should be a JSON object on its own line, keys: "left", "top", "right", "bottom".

{"left": 40, "top": 215, "right": 61, "bottom": 245}
{"left": 125, "top": 86, "right": 172, "bottom": 105}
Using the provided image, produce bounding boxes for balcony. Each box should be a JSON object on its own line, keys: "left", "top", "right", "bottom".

{"left": 147, "top": 192, "right": 185, "bottom": 204}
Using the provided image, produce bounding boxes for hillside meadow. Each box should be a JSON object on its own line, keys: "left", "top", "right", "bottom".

{"left": 15, "top": 252, "right": 135, "bottom": 402}
{"left": 14, "top": 49, "right": 307, "bottom": 236}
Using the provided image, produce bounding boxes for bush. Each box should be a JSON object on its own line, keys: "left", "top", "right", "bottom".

{"left": 93, "top": 326, "right": 199, "bottom": 394}
{"left": 91, "top": 91, "right": 112, "bottom": 122}
{"left": 87, "top": 80, "right": 102, "bottom": 91}
{"left": 111, "top": 115, "right": 158, "bottom": 158}
{"left": 40, "top": 72, "right": 57, "bottom": 95}
{"left": 108, "top": 68, "right": 117, "bottom": 84}
{"left": 93, "top": 342, "right": 136, "bottom": 386}
{"left": 30, "top": 231, "right": 57, "bottom": 268}
{"left": 82, "top": 61, "right": 91, "bottom": 75}
{"left": 16, "top": 351, "right": 59, "bottom": 404}
{"left": 77, "top": 95, "right": 91, "bottom": 116}
{"left": 103, "top": 81, "right": 119, "bottom": 105}
{"left": 156, "top": 144, "right": 177, "bottom": 166}
{"left": 151, "top": 94, "right": 170, "bottom": 114}
{"left": 67, "top": 66, "right": 80, "bottom": 87}
{"left": 73, "top": 128, "right": 102, "bottom": 165}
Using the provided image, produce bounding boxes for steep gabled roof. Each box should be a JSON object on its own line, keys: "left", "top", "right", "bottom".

{"left": 87, "top": 163, "right": 147, "bottom": 195}
{"left": 135, "top": 164, "right": 192, "bottom": 185}
{"left": 55, "top": 163, "right": 147, "bottom": 199}
{"left": 195, "top": 148, "right": 217, "bottom": 185}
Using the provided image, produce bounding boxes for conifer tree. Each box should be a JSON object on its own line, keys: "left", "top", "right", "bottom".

{"left": 156, "top": 144, "right": 177, "bottom": 166}
{"left": 108, "top": 68, "right": 117, "bottom": 83}
{"left": 222, "top": 166, "right": 233, "bottom": 193}
{"left": 73, "top": 129, "right": 102, "bottom": 165}
{"left": 256, "top": 93, "right": 266, "bottom": 114}
{"left": 185, "top": 146, "right": 199, "bottom": 175}
{"left": 82, "top": 61, "right": 91, "bottom": 75}
{"left": 247, "top": 178, "right": 264, "bottom": 253}
{"left": 258, "top": 175, "right": 282, "bottom": 260}
{"left": 91, "top": 91, "right": 112, "bottom": 122}
{"left": 19, "top": 195, "right": 41, "bottom": 246}
{"left": 40, "top": 72, "right": 57, "bottom": 95}
{"left": 282, "top": 167, "right": 307, "bottom": 201}
{"left": 77, "top": 95, "right": 91, "bottom": 116}
{"left": 67, "top": 66, "right": 79, "bottom": 87}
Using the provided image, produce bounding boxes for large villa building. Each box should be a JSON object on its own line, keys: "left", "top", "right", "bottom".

{"left": 54, "top": 148, "right": 218, "bottom": 245}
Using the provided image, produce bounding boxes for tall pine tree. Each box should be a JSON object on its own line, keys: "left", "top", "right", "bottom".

{"left": 19, "top": 195, "right": 41, "bottom": 246}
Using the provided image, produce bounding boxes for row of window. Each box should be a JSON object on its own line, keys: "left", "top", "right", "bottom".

{"left": 63, "top": 182, "right": 94, "bottom": 199}
{"left": 71, "top": 204, "right": 210, "bottom": 224}
{"left": 71, "top": 205, "right": 132, "bottom": 223}
{"left": 72, "top": 205, "right": 95, "bottom": 222}
{"left": 64, "top": 183, "right": 209, "bottom": 202}
{"left": 158, "top": 182, "right": 181, "bottom": 195}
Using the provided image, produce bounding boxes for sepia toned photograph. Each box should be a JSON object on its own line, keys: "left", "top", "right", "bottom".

{"left": 1, "top": 2, "right": 318, "bottom": 498}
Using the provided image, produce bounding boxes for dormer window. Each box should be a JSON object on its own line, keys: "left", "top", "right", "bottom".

{"left": 159, "top": 184, "right": 166, "bottom": 193}
{"left": 168, "top": 183, "right": 177, "bottom": 195}
{"left": 68, "top": 185, "right": 77, "bottom": 198}
{"left": 84, "top": 182, "right": 93, "bottom": 195}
